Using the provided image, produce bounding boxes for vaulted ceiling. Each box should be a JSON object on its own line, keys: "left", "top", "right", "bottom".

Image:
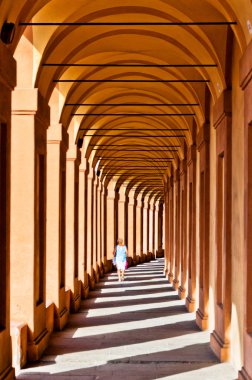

{"left": 0, "top": 0, "right": 251, "bottom": 198}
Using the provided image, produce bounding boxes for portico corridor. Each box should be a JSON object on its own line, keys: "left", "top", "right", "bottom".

{"left": 17, "top": 260, "right": 236, "bottom": 380}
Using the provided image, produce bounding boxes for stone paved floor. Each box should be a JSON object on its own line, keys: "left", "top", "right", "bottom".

{"left": 17, "top": 259, "right": 237, "bottom": 380}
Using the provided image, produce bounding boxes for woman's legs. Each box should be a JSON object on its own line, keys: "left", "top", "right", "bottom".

{"left": 117, "top": 269, "right": 121, "bottom": 281}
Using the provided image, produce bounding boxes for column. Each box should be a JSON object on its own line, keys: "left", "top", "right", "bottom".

{"left": 100, "top": 185, "right": 105, "bottom": 267}
{"left": 78, "top": 156, "right": 89, "bottom": 298}
{"left": 168, "top": 172, "right": 175, "bottom": 283}
{"left": 196, "top": 124, "right": 210, "bottom": 330}
{"left": 158, "top": 201, "right": 163, "bottom": 256}
{"left": 65, "top": 141, "right": 81, "bottom": 312}
{"left": 239, "top": 39, "right": 252, "bottom": 380}
{"left": 142, "top": 196, "right": 149, "bottom": 256}
{"left": 96, "top": 181, "right": 102, "bottom": 276}
{"left": 149, "top": 198, "right": 155, "bottom": 258}
{"left": 93, "top": 177, "right": 99, "bottom": 282}
{"left": 136, "top": 192, "right": 143, "bottom": 262}
{"left": 106, "top": 183, "right": 116, "bottom": 262}
{"left": 0, "top": 40, "right": 15, "bottom": 379}
{"left": 173, "top": 167, "right": 181, "bottom": 290}
{"left": 127, "top": 190, "right": 136, "bottom": 264}
{"left": 185, "top": 143, "right": 197, "bottom": 312}
{"left": 118, "top": 187, "right": 126, "bottom": 243}
{"left": 86, "top": 167, "right": 95, "bottom": 289}
{"left": 164, "top": 187, "right": 169, "bottom": 277}
{"left": 210, "top": 90, "right": 232, "bottom": 361}
{"left": 11, "top": 88, "right": 50, "bottom": 360}
{"left": 154, "top": 201, "right": 159, "bottom": 257}
{"left": 178, "top": 156, "right": 188, "bottom": 300}
{"left": 46, "top": 124, "right": 68, "bottom": 330}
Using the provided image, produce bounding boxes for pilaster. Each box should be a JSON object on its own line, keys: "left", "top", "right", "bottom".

{"left": 118, "top": 188, "right": 126, "bottom": 243}
{"left": 128, "top": 191, "right": 136, "bottom": 262}
{"left": 78, "top": 156, "right": 89, "bottom": 298}
{"left": 46, "top": 123, "right": 69, "bottom": 330}
{"left": 239, "top": 36, "right": 252, "bottom": 380}
{"left": 86, "top": 168, "right": 95, "bottom": 289}
{"left": 65, "top": 143, "right": 81, "bottom": 312}
{"left": 106, "top": 186, "right": 116, "bottom": 261}
{"left": 196, "top": 123, "right": 210, "bottom": 331}
{"left": 149, "top": 199, "right": 155, "bottom": 258}
{"left": 143, "top": 197, "right": 149, "bottom": 255}
{"left": 210, "top": 90, "right": 232, "bottom": 361}
{"left": 11, "top": 87, "right": 50, "bottom": 360}
{"left": 173, "top": 166, "right": 181, "bottom": 290}
{"left": 178, "top": 156, "right": 188, "bottom": 300}
{"left": 0, "top": 40, "right": 16, "bottom": 379}
{"left": 185, "top": 143, "right": 197, "bottom": 313}
{"left": 136, "top": 192, "right": 143, "bottom": 261}
{"left": 168, "top": 172, "right": 174, "bottom": 283}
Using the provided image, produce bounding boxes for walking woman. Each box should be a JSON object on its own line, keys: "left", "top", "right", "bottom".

{"left": 114, "top": 238, "right": 128, "bottom": 282}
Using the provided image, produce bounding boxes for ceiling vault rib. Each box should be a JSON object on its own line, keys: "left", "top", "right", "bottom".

{"left": 43, "top": 64, "right": 217, "bottom": 68}
{"left": 83, "top": 135, "right": 185, "bottom": 137}
{"left": 81, "top": 128, "right": 189, "bottom": 131}
{"left": 90, "top": 144, "right": 181, "bottom": 147}
{"left": 20, "top": 21, "right": 236, "bottom": 26}
{"left": 55, "top": 79, "right": 209, "bottom": 83}
{"left": 66, "top": 103, "right": 200, "bottom": 106}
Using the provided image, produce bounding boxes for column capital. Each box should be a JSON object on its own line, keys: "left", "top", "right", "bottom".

{"left": 67, "top": 144, "right": 81, "bottom": 163}
{"left": 79, "top": 157, "right": 87, "bottom": 172}
{"left": 93, "top": 176, "right": 98, "bottom": 186}
{"left": 107, "top": 189, "right": 115, "bottom": 200}
{"left": 128, "top": 196, "right": 135, "bottom": 206}
{"left": 240, "top": 38, "right": 252, "bottom": 90}
{"left": 47, "top": 123, "right": 69, "bottom": 149}
{"left": 119, "top": 188, "right": 126, "bottom": 202}
{"left": 187, "top": 144, "right": 197, "bottom": 166}
{"left": 149, "top": 199, "right": 155, "bottom": 210}
{"left": 12, "top": 88, "right": 50, "bottom": 126}
{"left": 197, "top": 124, "right": 210, "bottom": 151}
{"left": 136, "top": 192, "right": 143, "bottom": 208}
{"left": 88, "top": 168, "right": 94, "bottom": 180}
{"left": 144, "top": 199, "right": 149, "bottom": 209}
{"left": 213, "top": 90, "right": 232, "bottom": 130}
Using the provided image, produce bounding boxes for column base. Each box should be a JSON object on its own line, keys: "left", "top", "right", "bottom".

{"left": 156, "top": 249, "right": 164, "bottom": 258}
{"left": 80, "top": 272, "right": 89, "bottom": 299}
{"left": 11, "top": 323, "right": 28, "bottom": 369}
{"left": 139, "top": 254, "right": 145, "bottom": 263}
{"left": 196, "top": 308, "right": 208, "bottom": 330}
{"left": 239, "top": 367, "right": 252, "bottom": 380}
{"left": 94, "top": 269, "right": 100, "bottom": 283}
{"left": 168, "top": 272, "right": 174, "bottom": 284}
{"left": 210, "top": 330, "right": 230, "bottom": 362}
{"left": 186, "top": 296, "right": 196, "bottom": 312}
{"left": 103, "top": 259, "right": 113, "bottom": 273}
{"left": 27, "top": 328, "right": 50, "bottom": 362}
{"left": 135, "top": 255, "right": 140, "bottom": 264}
{"left": 70, "top": 291, "right": 81, "bottom": 313}
{"left": 0, "top": 366, "right": 15, "bottom": 380}
{"left": 99, "top": 264, "right": 104, "bottom": 278}
{"left": 88, "top": 273, "right": 96, "bottom": 290}
{"left": 127, "top": 257, "right": 133, "bottom": 266}
{"left": 173, "top": 279, "right": 179, "bottom": 290}
{"left": 146, "top": 252, "right": 152, "bottom": 261}
{"left": 55, "top": 307, "right": 69, "bottom": 331}
{"left": 178, "top": 286, "right": 186, "bottom": 299}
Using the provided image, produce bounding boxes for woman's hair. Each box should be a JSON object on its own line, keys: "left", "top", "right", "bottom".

{"left": 117, "top": 238, "right": 123, "bottom": 244}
